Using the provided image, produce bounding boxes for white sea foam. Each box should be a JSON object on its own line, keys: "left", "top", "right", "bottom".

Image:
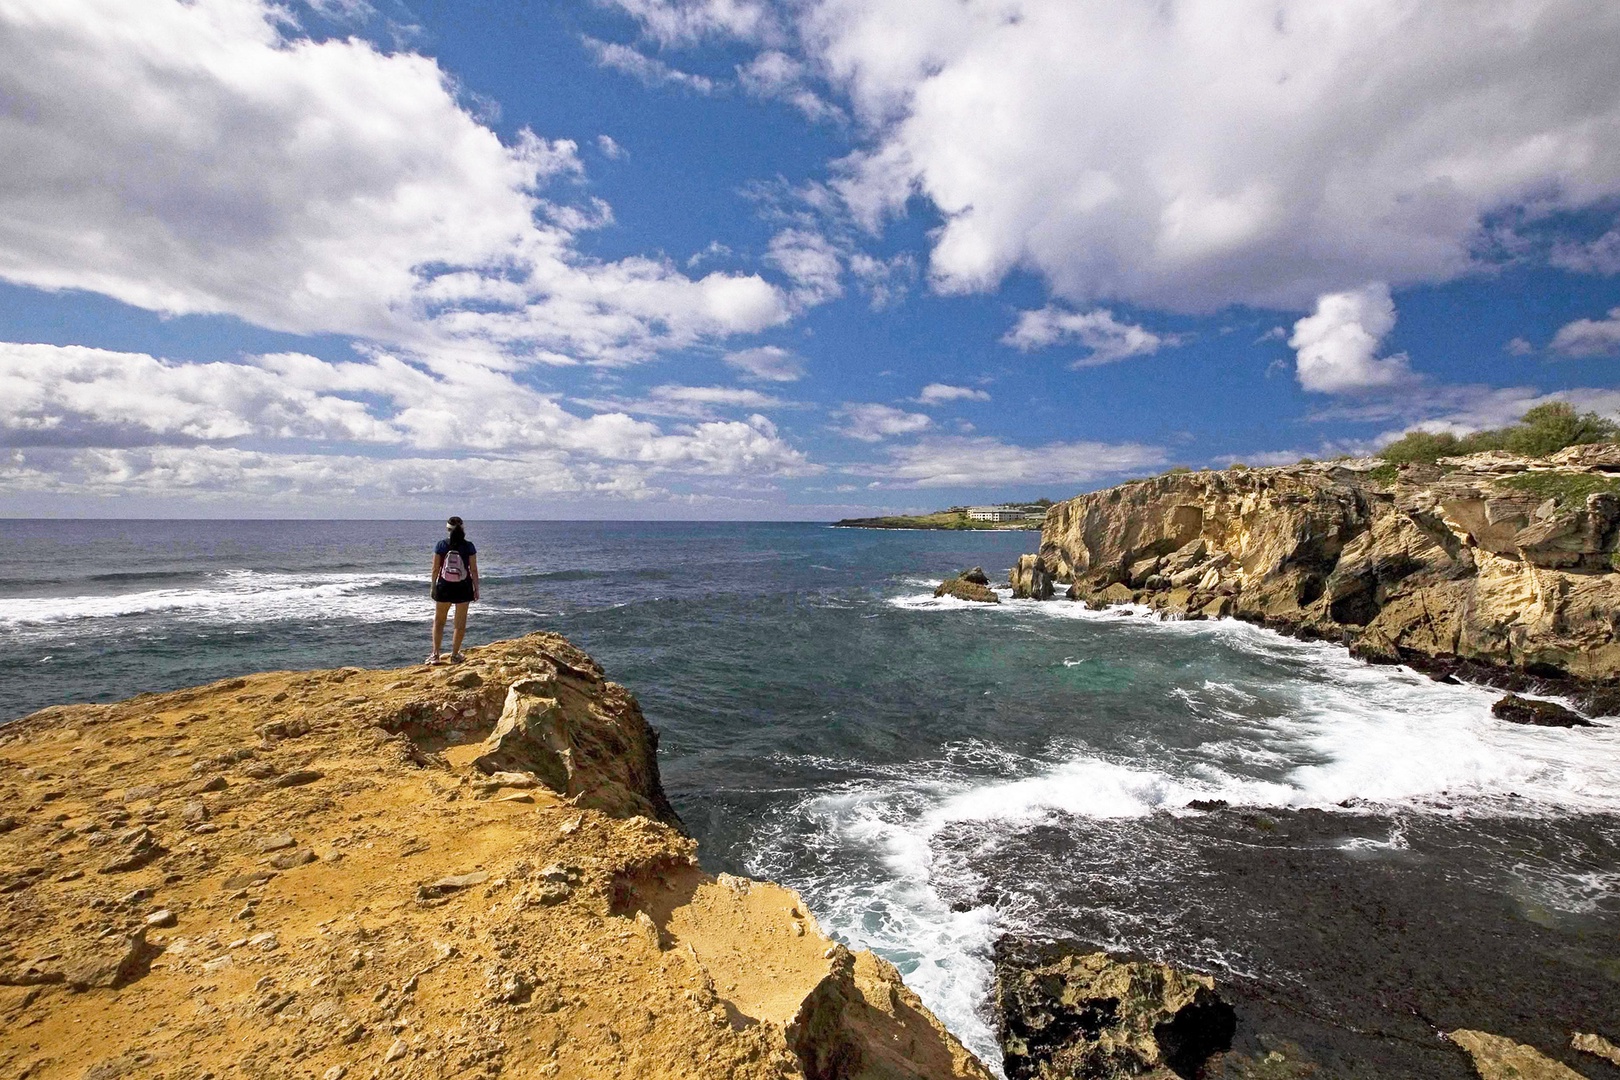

{"left": 755, "top": 779, "right": 1008, "bottom": 1070}
{"left": 1337, "top": 821, "right": 1410, "bottom": 853}
{"left": 890, "top": 585, "right": 1620, "bottom": 817}
{"left": 843, "top": 587, "right": 1620, "bottom": 1067}
{"left": 0, "top": 569, "right": 533, "bottom": 638}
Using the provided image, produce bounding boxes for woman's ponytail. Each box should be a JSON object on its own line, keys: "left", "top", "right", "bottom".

{"left": 447, "top": 515, "right": 466, "bottom": 546}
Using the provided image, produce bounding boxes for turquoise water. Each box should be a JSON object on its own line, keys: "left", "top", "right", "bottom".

{"left": 3, "top": 520, "right": 1618, "bottom": 1078}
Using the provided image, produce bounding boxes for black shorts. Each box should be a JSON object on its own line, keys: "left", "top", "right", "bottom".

{"left": 432, "top": 578, "right": 474, "bottom": 604}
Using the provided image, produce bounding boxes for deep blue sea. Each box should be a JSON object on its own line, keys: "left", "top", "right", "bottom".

{"left": 3, "top": 519, "right": 1618, "bottom": 1078}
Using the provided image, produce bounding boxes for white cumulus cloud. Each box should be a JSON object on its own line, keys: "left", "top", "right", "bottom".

{"left": 1289, "top": 283, "right": 1416, "bottom": 394}
{"left": 1549, "top": 307, "right": 1620, "bottom": 357}
{"left": 792, "top": 0, "right": 1620, "bottom": 311}
{"left": 0, "top": 0, "right": 787, "bottom": 367}
{"left": 0, "top": 342, "right": 820, "bottom": 503}
{"left": 766, "top": 228, "right": 845, "bottom": 306}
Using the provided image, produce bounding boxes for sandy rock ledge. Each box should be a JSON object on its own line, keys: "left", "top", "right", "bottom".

{"left": 0, "top": 633, "right": 990, "bottom": 1080}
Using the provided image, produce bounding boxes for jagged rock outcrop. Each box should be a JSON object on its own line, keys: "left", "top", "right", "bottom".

{"left": 0, "top": 633, "right": 989, "bottom": 1080}
{"left": 1573, "top": 1032, "right": 1620, "bottom": 1067}
{"left": 472, "top": 655, "right": 680, "bottom": 823}
{"left": 937, "top": 568, "right": 1001, "bottom": 604}
{"left": 995, "top": 941, "right": 1235, "bottom": 1080}
{"left": 1018, "top": 452, "right": 1620, "bottom": 702}
{"left": 1010, "top": 555, "right": 1054, "bottom": 600}
{"left": 1449, "top": 1029, "right": 1591, "bottom": 1080}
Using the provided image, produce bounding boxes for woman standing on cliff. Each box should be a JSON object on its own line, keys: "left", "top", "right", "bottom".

{"left": 428, "top": 516, "right": 479, "bottom": 665}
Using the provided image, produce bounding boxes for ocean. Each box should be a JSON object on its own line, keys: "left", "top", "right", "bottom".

{"left": 3, "top": 519, "right": 1617, "bottom": 1078}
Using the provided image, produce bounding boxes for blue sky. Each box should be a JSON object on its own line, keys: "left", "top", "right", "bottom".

{"left": 0, "top": 0, "right": 1617, "bottom": 518}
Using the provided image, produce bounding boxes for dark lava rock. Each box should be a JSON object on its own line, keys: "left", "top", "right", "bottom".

{"left": 960, "top": 567, "right": 992, "bottom": 586}
{"left": 1574, "top": 686, "right": 1620, "bottom": 719}
{"left": 936, "top": 574, "right": 1000, "bottom": 604}
{"left": 1185, "top": 799, "right": 1229, "bottom": 813}
{"left": 1490, "top": 694, "right": 1591, "bottom": 728}
{"left": 995, "top": 939, "right": 1235, "bottom": 1079}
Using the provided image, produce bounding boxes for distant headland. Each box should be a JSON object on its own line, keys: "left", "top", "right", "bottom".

{"left": 832, "top": 501, "right": 1050, "bottom": 530}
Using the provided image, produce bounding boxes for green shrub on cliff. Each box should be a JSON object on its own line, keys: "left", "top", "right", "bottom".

{"left": 1379, "top": 430, "right": 1470, "bottom": 464}
{"left": 1503, "top": 403, "right": 1619, "bottom": 456}
{"left": 1498, "top": 471, "right": 1620, "bottom": 506}
{"left": 1380, "top": 403, "right": 1618, "bottom": 464}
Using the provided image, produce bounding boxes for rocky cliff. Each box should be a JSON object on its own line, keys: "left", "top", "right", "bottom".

{"left": 0, "top": 634, "right": 990, "bottom": 1080}
{"left": 1012, "top": 444, "right": 1620, "bottom": 703}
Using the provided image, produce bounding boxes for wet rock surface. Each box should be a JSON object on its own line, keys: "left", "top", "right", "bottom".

{"left": 937, "top": 568, "right": 1001, "bottom": 604}
{"left": 1491, "top": 693, "right": 1593, "bottom": 727}
{"left": 995, "top": 941, "right": 1235, "bottom": 1079}
{"left": 940, "top": 804, "right": 1620, "bottom": 1080}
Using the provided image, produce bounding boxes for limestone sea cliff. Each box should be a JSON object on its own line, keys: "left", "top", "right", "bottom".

{"left": 0, "top": 634, "right": 990, "bottom": 1080}
{"left": 1012, "top": 445, "right": 1620, "bottom": 707}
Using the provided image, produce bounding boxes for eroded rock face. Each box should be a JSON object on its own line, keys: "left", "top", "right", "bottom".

{"left": 1024, "top": 454, "right": 1620, "bottom": 691}
{"left": 995, "top": 941, "right": 1235, "bottom": 1080}
{"left": 1011, "top": 555, "right": 1054, "bottom": 600}
{"left": 472, "top": 656, "right": 681, "bottom": 824}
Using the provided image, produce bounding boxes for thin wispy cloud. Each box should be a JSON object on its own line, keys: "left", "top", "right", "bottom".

{"left": 834, "top": 403, "right": 932, "bottom": 442}
{"left": 1004, "top": 306, "right": 1178, "bottom": 367}
{"left": 723, "top": 345, "right": 806, "bottom": 382}
{"left": 915, "top": 384, "right": 989, "bottom": 404}
{"left": 582, "top": 36, "right": 717, "bottom": 93}
{"left": 856, "top": 436, "right": 1166, "bottom": 488}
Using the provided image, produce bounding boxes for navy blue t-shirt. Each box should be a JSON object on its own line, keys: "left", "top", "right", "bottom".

{"left": 435, "top": 538, "right": 476, "bottom": 569}
{"left": 435, "top": 538, "right": 476, "bottom": 560}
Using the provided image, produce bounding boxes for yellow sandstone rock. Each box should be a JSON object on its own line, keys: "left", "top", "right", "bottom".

{"left": 1015, "top": 454, "right": 1620, "bottom": 700}
{"left": 0, "top": 633, "right": 990, "bottom": 1080}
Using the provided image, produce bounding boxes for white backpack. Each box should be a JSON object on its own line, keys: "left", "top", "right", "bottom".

{"left": 440, "top": 547, "right": 468, "bottom": 583}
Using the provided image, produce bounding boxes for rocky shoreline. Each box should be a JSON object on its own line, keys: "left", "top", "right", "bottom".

{"left": 0, "top": 634, "right": 988, "bottom": 1080}
{"left": 989, "top": 938, "right": 1620, "bottom": 1080}
{"left": 3, "top": 628, "right": 1617, "bottom": 1077}
{"left": 1009, "top": 446, "right": 1620, "bottom": 716}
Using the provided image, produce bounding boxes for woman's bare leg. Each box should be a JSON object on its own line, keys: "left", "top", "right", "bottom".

{"left": 451, "top": 602, "right": 469, "bottom": 658}
{"left": 431, "top": 602, "right": 451, "bottom": 660}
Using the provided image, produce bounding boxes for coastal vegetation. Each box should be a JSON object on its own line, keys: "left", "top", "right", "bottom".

{"left": 1378, "top": 402, "right": 1618, "bottom": 464}
{"left": 1498, "top": 469, "right": 1620, "bottom": 506}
